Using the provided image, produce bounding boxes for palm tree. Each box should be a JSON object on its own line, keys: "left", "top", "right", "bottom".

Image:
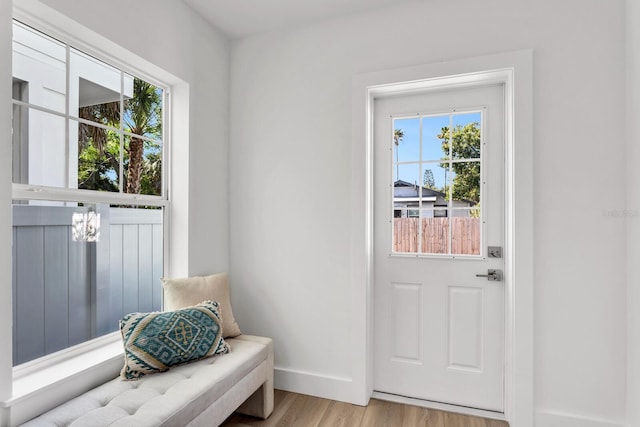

{"left": 123, "top": 80, "right": 162, "bottom": 194}
{"left": 78, "top": 78, "right": 162, "bottom": 195}
{"left": 393, "top": 128, "right": 404, "bottom": 183}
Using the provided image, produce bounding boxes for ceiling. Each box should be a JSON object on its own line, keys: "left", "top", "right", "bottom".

{"left": 182, "top": 0, "right": 418, "bottom": 39}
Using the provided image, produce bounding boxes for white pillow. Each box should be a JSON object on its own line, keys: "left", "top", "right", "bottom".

{"left": 162, "top": 273, "right": 242, "bottom": 338}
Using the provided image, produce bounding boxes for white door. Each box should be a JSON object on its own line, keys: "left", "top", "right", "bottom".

{"left": 373, "top": 83, "right": 505, "bottom": 412}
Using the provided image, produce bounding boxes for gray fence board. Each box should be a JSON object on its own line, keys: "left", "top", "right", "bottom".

{"left": 138, "top": 224, "right": 153, "bottom": 313}
{"left": 94, "top": 204, "right": 112, "bottom": 336}
{"left": 68, "top": 233, "right": 91, "bottom": 347}
{"left": 44, "top": 226, "right": 69, "bottom": 354}
{"left": 12, "top": 227, "right": 18, "bottom": 365}
{"left": 109, "top": 224, "right": 124, "bottom": 331}
{"left": 122, "top": 224, "right": 139, "bottom": 315}
{"left": 153, "top": 225, "right": 162, "bottom": 310}
{"left": 15, "top": 226, "right": 45, "bottom": 364}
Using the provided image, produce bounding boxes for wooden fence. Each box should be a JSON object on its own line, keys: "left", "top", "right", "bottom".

{"left": 393, "top": 217, "right": 480, "bottom": 255}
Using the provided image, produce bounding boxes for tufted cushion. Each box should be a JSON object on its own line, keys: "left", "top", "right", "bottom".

{"left": 120, "top": 301, "right": 230, "bottom": 380}
{"left": 21, "top": 335, "right": 272, "bottom": 427}
{"left": 162, "top": 273, "right": 242, "bottom": 338}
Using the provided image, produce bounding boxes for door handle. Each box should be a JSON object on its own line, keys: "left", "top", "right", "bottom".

{"left": 476, "top": 269, "right": 503, "bottom": 281}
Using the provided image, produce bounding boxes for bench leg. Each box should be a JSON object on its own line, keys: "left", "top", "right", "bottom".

{"left": 236, "top": 379, "right": 273, "bottom": 419}
{"left": 236, "top": 348, "right": 274, "bottom": 419}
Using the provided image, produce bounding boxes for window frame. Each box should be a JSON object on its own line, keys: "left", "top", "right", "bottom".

{"left": 9, "top": 16, "right": 173, "bottom": 371}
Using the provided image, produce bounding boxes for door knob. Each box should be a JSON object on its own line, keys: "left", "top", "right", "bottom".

{"left": 476, "top": 269, "right": 503, "bottom": 281}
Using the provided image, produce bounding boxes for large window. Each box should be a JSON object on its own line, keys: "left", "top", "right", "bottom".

{"left": 11, "top": 20, "right": 168, "bottom": 366}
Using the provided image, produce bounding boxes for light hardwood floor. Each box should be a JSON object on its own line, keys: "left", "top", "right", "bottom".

{"left": 222, "top": 390, "right": 509, "bottom": 427}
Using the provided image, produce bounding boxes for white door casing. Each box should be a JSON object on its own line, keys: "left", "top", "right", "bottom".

{"left": 373, "top": 84, "right": 505, "bottom": 412}
{"left": 350, "top": 51, "right": 533, "bottom": 426}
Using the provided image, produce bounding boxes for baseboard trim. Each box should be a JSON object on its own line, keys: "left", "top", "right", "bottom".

{"left": 274, "top": 367, "right": 353, "bottom": 403}
{"left": 535, "top": 410, "right": 624, "bottom": 427}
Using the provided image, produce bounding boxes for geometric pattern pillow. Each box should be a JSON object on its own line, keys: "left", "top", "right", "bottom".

{"left": 119, "top": 300, "right": 231, "bottom": 380}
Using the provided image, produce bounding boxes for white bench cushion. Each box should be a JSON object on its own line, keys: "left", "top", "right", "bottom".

{"left": 21, "top": 335, "right": 271, "bottom": 427}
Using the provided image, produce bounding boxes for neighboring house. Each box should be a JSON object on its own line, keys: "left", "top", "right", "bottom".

{"left": 393, "top": 179, "right": 476, "bottom": 218}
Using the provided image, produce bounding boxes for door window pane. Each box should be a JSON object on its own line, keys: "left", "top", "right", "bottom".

{"left": 451, "top": 112, "right": 481, "bottom": 160}
{"left": 393, "top": 212, "right": 418, "bottom": 253}
{"left": 394, "top": 163, "right": 420, "bottom": 189}
{"left": 451, "top": 210, "right": 481, "bottom": 255}
{"left": 421, "top": 163, "right": 448, "bottom": 196}
{"left": 450, "top": 162, "right": 481, "bottom": 206}
{"left": 421, "top": 211, "right": 449, "bottom": 254}
{"left": 422, "top": 114, "right": 449, "bottom": 161}
{"left": 393, "top": 117, "right": 420, "bottom": 163}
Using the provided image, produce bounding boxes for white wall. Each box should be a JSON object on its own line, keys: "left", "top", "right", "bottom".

{"left": 229, "top": 0, "right": 627, "bottom": 425}
{"left": 627, "top": 1, "right": 640, "bottom": 426}
{"left": 1, "top": 0, "right": 14, "bottom": 424}
{"left": 37, "top": 0, "right": 231, "bottom": 277}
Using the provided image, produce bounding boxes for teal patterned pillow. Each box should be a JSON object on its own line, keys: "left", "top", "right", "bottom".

{"left": 119, "top": 300, "right": 231, "bottom": 380}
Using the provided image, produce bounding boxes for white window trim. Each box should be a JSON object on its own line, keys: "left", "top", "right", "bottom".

{"left": 3, "top": 2, "right": 191, "bottom": 424}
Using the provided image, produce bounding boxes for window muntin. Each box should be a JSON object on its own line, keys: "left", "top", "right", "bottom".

{"left": 392, "top": 110, "right": 482, "bottom": 257}
{"left": 11, "top": 20, "right": 169, "bottom": 366}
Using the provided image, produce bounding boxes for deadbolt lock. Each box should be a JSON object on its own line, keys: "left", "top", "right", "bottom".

{"left": 488, "top": 246, "right": 503, "bottom": 258}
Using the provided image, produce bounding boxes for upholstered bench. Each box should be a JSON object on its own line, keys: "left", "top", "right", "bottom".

{"left": 20, "top": 334, "right": 274, "bottom": 427}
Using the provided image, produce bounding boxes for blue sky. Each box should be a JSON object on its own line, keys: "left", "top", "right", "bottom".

{"left": 393, "top": 112, "right": 481, "bottom": 190}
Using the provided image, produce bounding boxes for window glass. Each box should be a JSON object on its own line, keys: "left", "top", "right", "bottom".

{"left": 392, "top": 112, "right": 482, "bottom": 256}
{"left": 451, "top": 209, "right": 481, "bottom": 255}
{"left": 393, "top": 117, "right": 419, "bottom": 163}
{"left": 422, "top": 114, "right": 449, "bottom": 161}
{"left": 74, "top": 119, "right": 121, "bottom": 192}
{"left": 123, "top": 134, "right": 163, "bottom": 196}
{"left": 72, "top": 48, "right": 123, "bottom": 126}
{"left": 421, "top": 210, "right": 449, "bottom": 255}
{"left": 12, "top": 21, "right": 66, "bottom": 114}
{"left": 12, "top": 105, "right": 66, "bottom": 187}
{"left": 11, "top": 22, "right": 165, "bottom": 196}
{"left": 10, "top": 20, "right": 168, "bottom": 366}
{"left": 12, "top": 200, "right": 164, "bottom": 365}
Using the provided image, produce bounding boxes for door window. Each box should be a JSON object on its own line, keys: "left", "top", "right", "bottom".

{"left": 392, "top": 111, "right": 483, "bottom": 256}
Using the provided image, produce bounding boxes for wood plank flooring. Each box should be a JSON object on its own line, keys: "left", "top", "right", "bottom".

{"left": 222, "top": 390, "right": 509, "bottom": 427}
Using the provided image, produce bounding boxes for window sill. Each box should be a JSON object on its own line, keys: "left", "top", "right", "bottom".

{"left": 2, "top": 334, "right": 123, "bottom": 408}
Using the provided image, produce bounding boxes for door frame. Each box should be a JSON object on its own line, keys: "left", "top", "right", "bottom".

{"left": 349, "top": 50, "right": 533, "bottom": 426}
